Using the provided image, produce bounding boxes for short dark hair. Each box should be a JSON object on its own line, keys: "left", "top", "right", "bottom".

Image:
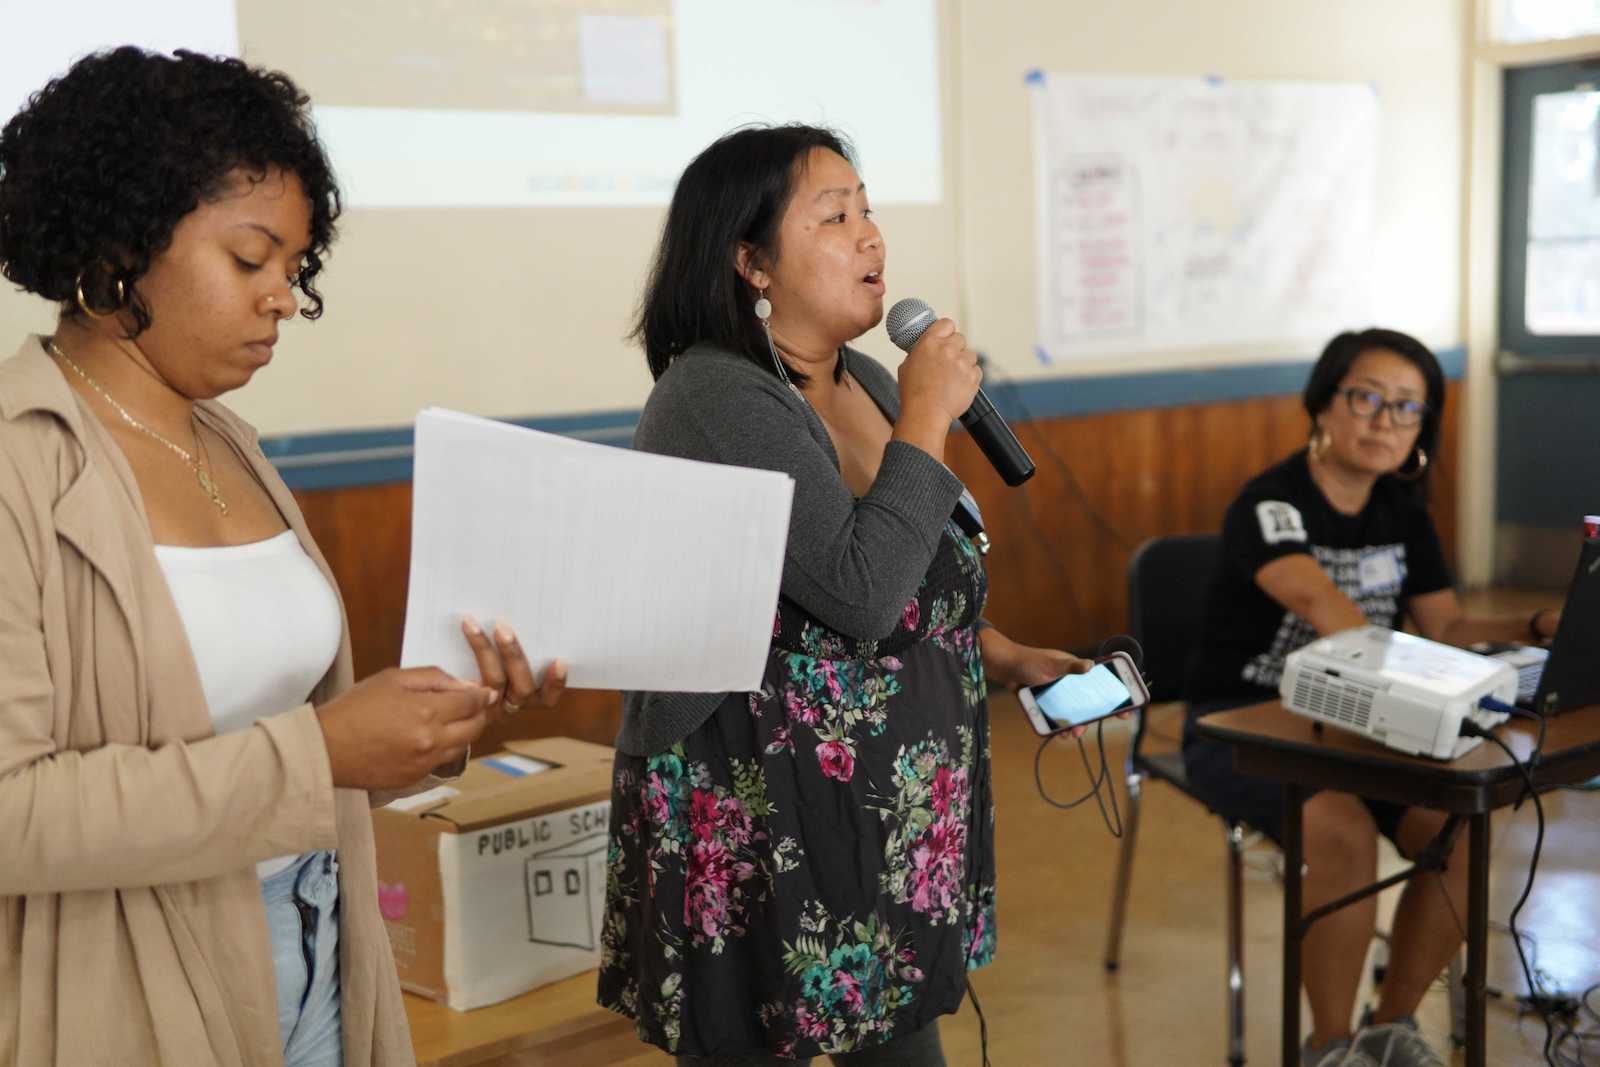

{"left": 1303, "top": 327, "right": 1446, "bottom": 493}
{"left": 0, "top": 47, "right": 341, "bottom": 335}
{"left": 632, "top": 124, "right": 856, "bottom": 385}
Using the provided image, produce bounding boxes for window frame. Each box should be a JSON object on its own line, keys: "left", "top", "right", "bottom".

{"left": 1500, "top": 58, "right": 1600, "bottom": 355}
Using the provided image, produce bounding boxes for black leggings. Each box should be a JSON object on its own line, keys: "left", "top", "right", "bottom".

{"left": 675, "top": 1022, "right": 945, "bottom": 1067}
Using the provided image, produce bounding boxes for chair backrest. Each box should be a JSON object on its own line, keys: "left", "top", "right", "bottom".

{"left": 1126, "top": 534, "right": 1222, "bottom": 705}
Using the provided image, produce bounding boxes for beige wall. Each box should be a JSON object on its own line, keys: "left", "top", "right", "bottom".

{"left": 0, "top": 0, "right": 1464, "bottom": 435}
{"left": 961, "top": 0, "right": 1465, "bottom": 386}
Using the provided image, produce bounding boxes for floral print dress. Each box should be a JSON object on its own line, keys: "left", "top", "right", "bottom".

{"left": 598, "top": 521, "right": 994, "bottom": 1059}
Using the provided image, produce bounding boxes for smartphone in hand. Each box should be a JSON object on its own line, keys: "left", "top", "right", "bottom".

{"left": 1018, "top": 651, "right": 1150, "bottom": 736}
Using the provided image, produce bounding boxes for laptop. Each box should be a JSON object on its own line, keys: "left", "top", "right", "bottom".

{"left": 1482, "top": 537, "right": 1600, "bottom": 717}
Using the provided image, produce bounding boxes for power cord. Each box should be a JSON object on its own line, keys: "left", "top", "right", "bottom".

{"left": 1460, "top": 709, "right": 1561, "bottom": 1064}
{"left": 979, "top": 356, "right": 1137, "bottom": 555}
{"left": 964, "top": 974, "right": 993, "bottom": 1067}
{"left": 1032, "top": 718, "right": 1124, "bottom": 837}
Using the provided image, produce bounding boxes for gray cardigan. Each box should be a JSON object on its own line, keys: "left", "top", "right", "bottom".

{"left": 615, "top": 342, "right": 966, "bottom": 756}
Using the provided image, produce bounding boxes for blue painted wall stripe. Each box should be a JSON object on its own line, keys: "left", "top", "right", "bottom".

{"left": 268, "top": 347, "right": 1465, "bottom": 492}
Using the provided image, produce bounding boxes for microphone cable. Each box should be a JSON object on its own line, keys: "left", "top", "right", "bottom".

{"left": 1032, "top": 719, "right": 1124, "bottom": 838}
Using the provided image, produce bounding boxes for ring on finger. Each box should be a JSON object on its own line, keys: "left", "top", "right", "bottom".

{"left": 503, "top": 694, "right": 525, "bottom": 714}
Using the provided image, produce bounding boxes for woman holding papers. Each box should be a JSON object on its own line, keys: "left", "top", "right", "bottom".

{"left": 0, "top": 49, "right": 560, "bottom": 1066}
{"left": 598, "top": 125, "right": 1090, "bottom": 1065}
{"left": 1181, "top": 329, "right": 1562, "bottom": 1067}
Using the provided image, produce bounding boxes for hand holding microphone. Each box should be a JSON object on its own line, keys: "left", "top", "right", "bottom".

{"left": 896, "top": 315, "right": 979, "bottom": 431}
{"left": 887, "top": 298, "right": 1036, "bottom": 486}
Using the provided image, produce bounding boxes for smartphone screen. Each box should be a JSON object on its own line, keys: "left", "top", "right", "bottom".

{"left": 1027, "top": 663, "right": 1134, "bottom": 728}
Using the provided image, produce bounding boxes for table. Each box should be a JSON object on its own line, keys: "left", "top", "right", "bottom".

{"left": 1195, "top": 702, "right": 1600, "bottom": 1067}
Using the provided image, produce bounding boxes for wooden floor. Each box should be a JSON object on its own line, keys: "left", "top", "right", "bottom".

{"left": 408, "top": 692, "right": 1600, "bottom": 1066}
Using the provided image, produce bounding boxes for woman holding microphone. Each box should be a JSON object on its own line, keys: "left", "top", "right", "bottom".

{"left": 597, "top": 125, "right": 1088, "bottom": 1066}
{"left": 0, "top": 48, "right": 561, "bottom": 1065}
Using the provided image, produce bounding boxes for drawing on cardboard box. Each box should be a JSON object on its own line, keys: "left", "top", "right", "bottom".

{"left": 525, "top": 830, "right": 609, "bottom": 950}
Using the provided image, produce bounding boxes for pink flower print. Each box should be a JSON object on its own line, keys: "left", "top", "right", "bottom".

{"left": 930, "top": 766, "right": 957, "bottom": 817}
{"left": 811, "top": 659, "right": 844, "bottom": 702}
{"left": 902, "top": 598, "right": 920, "bottom": 631}
{"left": 908, "top": 818, "right": 966, "bottom": 913}
{"left": 719, "top": 796, "right": 754, "bottom": 846}
{"left": 816, "top": 740, "right": 856, "bottom": 782}
{"left": 689, "top": 790, "right": 721, "bottom": 841}
{"left": 965, "top": 909, "right": 988, "bottom": 963}
{"left": 833, "top": 969, "right": 865, "bottom": 1015}
{"left": 766, "top": 723, "right": 792, "bottom": 754}
{"left": 795, "top": 1002, "right": 830, "bottom": 1040}
{"left": 685, "top": 839, "right": 735, "bottom": 935}
{"left": 643, "top": 774, "right": 673, "bottom": 827}
{"left": 785, "top": 689, "right": 821, "bottom": 727}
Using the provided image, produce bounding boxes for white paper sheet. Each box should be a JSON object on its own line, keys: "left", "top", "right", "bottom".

{"left": 1029, "top": 74, "right": 1378, "bottom": 361}
{"left": 400, "top": 408, "right": 794, "bottom": 693}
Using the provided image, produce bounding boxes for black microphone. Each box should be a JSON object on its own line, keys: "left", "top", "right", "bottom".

{"left": 1095, "top": 634, "right": 1145, "bottom": 670}
{"left": 884, "top": 298, "right": 1036, "bottom": 487}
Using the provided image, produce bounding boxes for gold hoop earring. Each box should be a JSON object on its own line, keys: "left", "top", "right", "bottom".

{"left": 75, "top": 270, "right": 126, "bottom": 320}
{"left": 1308, "top": 426, "right": 1332, "bottom": 462}
{"left": 1394, "top": 447, "right": 1429, "bottom": 482}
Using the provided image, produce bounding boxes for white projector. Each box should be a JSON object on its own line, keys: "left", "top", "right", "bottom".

{"left": 1279, "top": 626, "right": 1517, "bottom": 760}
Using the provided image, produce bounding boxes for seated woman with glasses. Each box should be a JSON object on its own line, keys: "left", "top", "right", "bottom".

{"left": 1181, "top": 328, "right": 1562, "bottom": 1067}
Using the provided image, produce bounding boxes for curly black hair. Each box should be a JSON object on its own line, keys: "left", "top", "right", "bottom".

{"left": 0, "top": 47, "right": 341, "bottom": 334}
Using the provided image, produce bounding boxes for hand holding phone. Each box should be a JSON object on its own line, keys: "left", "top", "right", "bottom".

{"left": 1018, "top": 651, "right": 1150, "bottom": 736}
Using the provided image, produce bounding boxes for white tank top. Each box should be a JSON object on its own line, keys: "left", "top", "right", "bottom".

{"left": 154, "top": 530, "right": 342, "bottom": 879}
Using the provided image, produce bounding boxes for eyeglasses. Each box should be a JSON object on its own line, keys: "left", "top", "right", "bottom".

{"left": 1339, "top": 387, "right": 1427, "bottom": 427}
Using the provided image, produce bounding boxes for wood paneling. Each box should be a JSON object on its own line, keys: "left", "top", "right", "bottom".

{"left": 291, "top": 384, "right": 1459, "bottom": 741}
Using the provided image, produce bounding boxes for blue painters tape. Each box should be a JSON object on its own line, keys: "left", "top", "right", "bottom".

{"left": 1023, "top": 68, "right": 1046, "bottom": 86}
{"left": 482, "top": 756, "right": 532, "bottom": 777}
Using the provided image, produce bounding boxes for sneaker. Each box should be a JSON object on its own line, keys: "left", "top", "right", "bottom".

{"left": 1351, "top": 1019, "right": 1446, "bottom": 1067}
{"left": 1303, "top": 1036, "right": 1380, "bottom": 1067}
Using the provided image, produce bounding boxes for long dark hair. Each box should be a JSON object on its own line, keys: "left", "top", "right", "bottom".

{"left": 1303, "top": 327, "right": 1446, "bottom": 495}
{"left": 632, "top": 124, "right": 856, "bottom": 385}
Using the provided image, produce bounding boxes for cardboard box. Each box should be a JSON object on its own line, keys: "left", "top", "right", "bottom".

{"left": 372, "top": 737, "right": 615, "bottom": 1011}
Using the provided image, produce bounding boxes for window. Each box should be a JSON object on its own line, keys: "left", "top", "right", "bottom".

{"left": 1501, "top": 61, "right": 1600, "bottom": 351}
{"left": 1499, "top": 0, "right": 1600, "bottom": 43}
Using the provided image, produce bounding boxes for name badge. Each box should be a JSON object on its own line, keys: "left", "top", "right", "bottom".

{"left": 1358, "top": 548, "right": 1404, "bottom": 595}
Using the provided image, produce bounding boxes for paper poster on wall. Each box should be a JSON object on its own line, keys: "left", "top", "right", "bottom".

{"left": 1029, "top": 74, "right": 1378, "bottom": 361}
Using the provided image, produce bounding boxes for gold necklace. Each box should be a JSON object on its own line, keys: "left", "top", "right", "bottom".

{"left": 47, "top": 338, "right": 228, "bottom": 515}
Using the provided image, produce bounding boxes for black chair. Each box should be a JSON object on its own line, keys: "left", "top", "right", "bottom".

{"left": 1103, "top": 535, "right": 1463, "bottom": 1064}
{"left": 1101, "top": 535, "right": 1249, "bottom": 1065}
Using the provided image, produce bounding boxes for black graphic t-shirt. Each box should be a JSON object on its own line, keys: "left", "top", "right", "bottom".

{"left": 1185, "top": 450, "right": 1454, "bottom": 703}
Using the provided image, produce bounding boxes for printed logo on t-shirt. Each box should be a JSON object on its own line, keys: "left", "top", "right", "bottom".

{"left": 1256, "top": 500, "right": 1308, "bottom": 545}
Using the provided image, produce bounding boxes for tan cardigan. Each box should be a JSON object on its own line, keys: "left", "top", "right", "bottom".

{"left": 0, "top": 336, "right": 417, "bottom": 1066}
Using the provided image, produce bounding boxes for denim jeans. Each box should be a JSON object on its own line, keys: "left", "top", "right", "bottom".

{"left": 261, "top": 851, "right": 343, "bottom": 1067}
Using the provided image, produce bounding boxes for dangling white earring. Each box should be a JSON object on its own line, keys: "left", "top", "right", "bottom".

{"left": 755, "top": 287, "right": 794, "bottom": 389}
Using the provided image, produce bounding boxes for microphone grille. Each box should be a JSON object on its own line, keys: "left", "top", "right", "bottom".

{"left": 885, "top": 298, "right": 936, "bottom": 352}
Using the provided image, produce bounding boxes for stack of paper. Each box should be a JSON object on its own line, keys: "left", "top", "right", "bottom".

{"left": 400, "top": 408, "right": 795, "bottom": 693}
